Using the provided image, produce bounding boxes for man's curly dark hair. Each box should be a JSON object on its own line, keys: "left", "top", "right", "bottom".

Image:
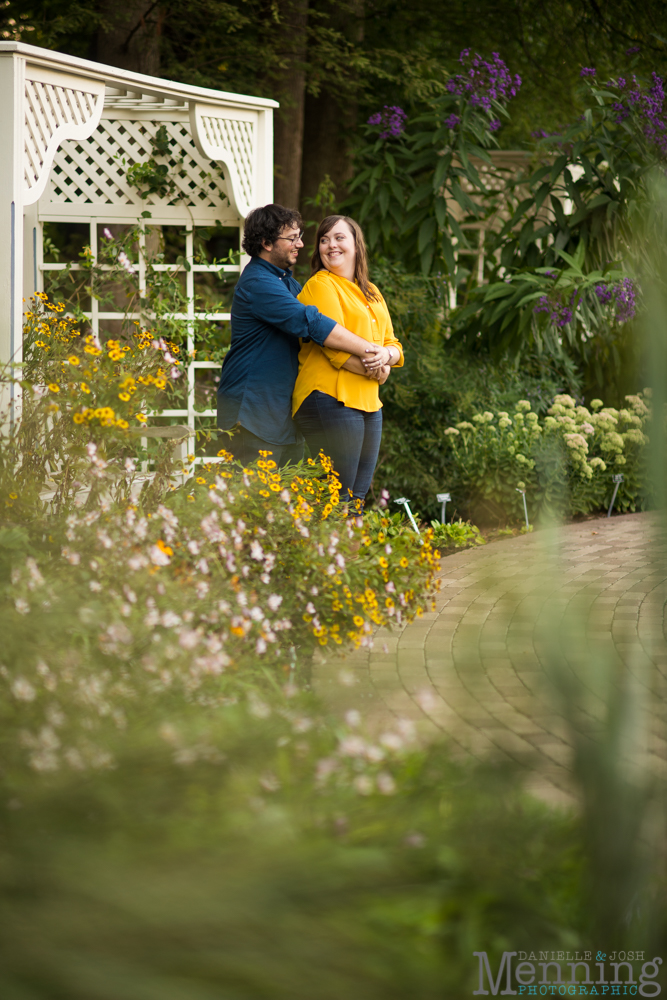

{"left": 241, "top": 204, "right": 303, "bottom": 258}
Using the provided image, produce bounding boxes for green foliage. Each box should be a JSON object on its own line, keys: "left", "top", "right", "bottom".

{"left": 370, "top": 260, "right": 582, "bottom": 519}
{"left": 451, "top": 72, "right": 661, "bottom": 368}
{"left": 429, "top": 518, "right": 486, "bottom": 549}
{"left": 348, "top": 71, "right": 665, "bottom": 399}
{"left": 346, "top": 81, "right": 508, "bottom": 275}
{"left": 440, "top": 393, "right": 651, "bottom": 525}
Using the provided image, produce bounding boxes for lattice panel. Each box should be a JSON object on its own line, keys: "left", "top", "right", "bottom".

{"left": 48, "top": 118, "right": 230, "bottom": 208}
{"left": 200, "top": 116, "right": 254, "bottom": 210}
{"left": 24, "top": 78, "right": 102, "bottom": 195}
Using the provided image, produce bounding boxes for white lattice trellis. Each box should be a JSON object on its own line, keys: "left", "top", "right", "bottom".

{"left": 23, "top": 66, "right": 105, "bottom": 206}
{"left": 0, "top": 41, "right": 276, "bottom": 436}
{"left": 49, "top": 118, "right": 231, "bottom": 210}
{"left": 200, "top": 115, "right": 254, "bottom": 208}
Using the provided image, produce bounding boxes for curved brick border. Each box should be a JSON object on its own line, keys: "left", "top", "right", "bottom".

{"left": 313, "top": 512, "right": 667, "bottom": 804}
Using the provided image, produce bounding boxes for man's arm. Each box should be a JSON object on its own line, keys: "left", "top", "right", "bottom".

{"left": 323, "top": 324, "right": 391, "bottom": 370}
{"left": 339, "top": 356, "right": 391, "bottom": 384}
{"left": 247, "top": 274, "right": 389, "bottom": 369}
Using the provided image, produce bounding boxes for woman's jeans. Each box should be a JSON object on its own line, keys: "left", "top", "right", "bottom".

{"left": 294, "top": 390, "right": 382, "bottom": 504}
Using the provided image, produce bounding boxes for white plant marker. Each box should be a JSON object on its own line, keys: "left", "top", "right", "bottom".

{"left": 516, "top": 488, "right": 530, "bottom": 530}
{"left": 436, "top": 492, "right": 451, "bottom": 525}
{"left": 394, "top": 497, "right": 420, "bottom": 535}
{"left": 607, "top": 473, "right": 624, "bottom": 518}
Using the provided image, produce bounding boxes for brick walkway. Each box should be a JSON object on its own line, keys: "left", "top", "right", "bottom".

{"left": 313, "top": 512, "right": 667, "bottom": 804}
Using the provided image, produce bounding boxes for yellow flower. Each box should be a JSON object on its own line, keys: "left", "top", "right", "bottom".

{"left": 196, "top": 477, "right": 206, "bottom": 485}
{"left": 9, "top": 492, "right": 17, "bottom": 500}
{"left": 135, "top": 413, "right": 147, "bottom": 423}
{"left": 68, "top": 355, "right": 80, "bottom": 365}
{"left": 73, "top": 413, "right": 85, "bottom": 424}
{"left": 80, "top": 382, "right": 91, "bottom": 393}
{"left": 48, "top": 383, "right": 59, "bottom": 393}
{"left": 154, "top": 379, "right": 167, "bottom": 389}
{"left": 259, "top": 490, "right": 270, "bottom": 497}
{"left": 352, "top": 615, "right": 364, "bottom": 627}
{"left": 378, "top": 556, "right": 388, "bottom": 568}
{"left": 116, "top": 419, "right": 129, "bottom": 429}
{"left": 156, "top": 539, "right": 173, "bottom": 556}
{"left": 269, "top": 484, "right": 281, "bottom": 492}
{"left": 399, "top": 557, "right": 409, "bottom": 568}
{"left": 118, "top": 392, "right": 131, "bottom": 402}
{"left": 34, "top": 340, "right": 46, "bottom": 348}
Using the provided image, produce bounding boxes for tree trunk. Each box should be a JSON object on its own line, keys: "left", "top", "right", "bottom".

{"left": 299, "top": 0, "right": 364, "bottom": 219}
{"left": 272, "top": 0, "right": 309, "bottom": 210}
{"left": 96, "top": 0, "right": 163, "bottom": 76}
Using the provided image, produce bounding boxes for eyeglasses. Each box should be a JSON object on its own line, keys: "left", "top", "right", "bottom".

{"left": 276, "top": 231, "right": 304, "bottom": 245}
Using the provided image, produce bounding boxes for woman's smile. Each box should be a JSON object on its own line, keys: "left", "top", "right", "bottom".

{"left": 319, "top": 221, "right": 356, "bottom": 280}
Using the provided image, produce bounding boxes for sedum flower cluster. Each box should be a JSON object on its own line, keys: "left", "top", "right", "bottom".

{"left": 441, "top": 393, "right": 651, "bottom": 523}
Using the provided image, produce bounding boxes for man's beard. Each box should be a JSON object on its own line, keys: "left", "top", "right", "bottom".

{"left": 271, "top": 246, "right": 297, "bottom": 271}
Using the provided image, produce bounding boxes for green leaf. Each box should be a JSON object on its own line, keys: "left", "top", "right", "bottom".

{"left": 420, "top": 243, "right": 434, "bottom": 276}
{"left": 406, "top": 181, "right": 433, "bottom": 210}
{"left": 418, "top": 217, "right": 436, "bottom": 255}
{"left": 441, "top": 232, "right": 456, "bottom": 274}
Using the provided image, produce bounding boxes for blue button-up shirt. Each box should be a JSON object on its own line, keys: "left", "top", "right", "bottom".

{"left": 217, "top": 257, "right": 336, "bottom": 446}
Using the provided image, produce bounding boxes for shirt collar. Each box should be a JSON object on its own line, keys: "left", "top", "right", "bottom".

{"left": 251, "top": 256, "right": 293, "bottom": 280}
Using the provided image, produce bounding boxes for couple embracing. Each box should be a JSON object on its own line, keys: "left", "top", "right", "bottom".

{"left": 217, "top": 203, "right": 403, "bottom": 511}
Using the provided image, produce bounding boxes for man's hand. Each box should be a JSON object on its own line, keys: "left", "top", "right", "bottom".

{"left": 370, "top": 364, "right": 391, "bottom": 385}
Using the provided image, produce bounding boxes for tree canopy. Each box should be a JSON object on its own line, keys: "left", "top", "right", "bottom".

{"left": 4, "top": 0, "right": 666, "bottom": 209}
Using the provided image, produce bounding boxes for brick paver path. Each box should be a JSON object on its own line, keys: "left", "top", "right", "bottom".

{"left": 314, "top": 511, "right": 667, "bottom": 804}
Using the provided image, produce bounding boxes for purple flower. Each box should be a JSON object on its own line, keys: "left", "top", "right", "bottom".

{"left": 443, "top": 114, "right": 461, "bottom": 129}
{"left": 626, "top": 45, "right": 641, "bottom": 56}
{"left": 612, "top": 73, "right": 667, "bottom": 155}
{"left": 367, "top": 105, "right": 407, "bottom": 139}
{"left": 489, "top": 118, "right": 501, "bottom": 131}
{"left": 446, "top": 50, "right": 521, "bottom": 111}
{"left": 580, "top": 67, "right": 596, "bottom": 78}
{"left": 595, "top": 278, "right": 637, "bottom": 322}
{"left": 534, "top": 292, "right": 575, "bottom": 327}
{"left": 614, "top": 277, "right": 637, "bottom": 322}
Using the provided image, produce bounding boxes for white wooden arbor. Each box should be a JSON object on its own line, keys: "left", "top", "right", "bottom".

{"left": 0, "top": 41, "right": 276, "bottom": 434}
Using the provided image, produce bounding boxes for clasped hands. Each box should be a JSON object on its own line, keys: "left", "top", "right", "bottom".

{"left": 364, "top": 345, "right": 391, "bottom": 385}
{"left": 339, "top": 345, "right": 392, "bottom": 384}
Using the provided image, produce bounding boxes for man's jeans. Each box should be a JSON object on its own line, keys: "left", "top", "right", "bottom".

{"left": 294, "top": 390, "right": 382, "bottom": 503}
{"left": 224, "top": 425, "right": 304, "bottom": 468}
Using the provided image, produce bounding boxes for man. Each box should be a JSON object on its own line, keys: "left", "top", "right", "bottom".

{"left": 217, "top": 204, "right": 392, "bottom": 466}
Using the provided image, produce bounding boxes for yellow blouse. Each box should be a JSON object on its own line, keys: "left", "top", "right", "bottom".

{"left": 292, "top": 269, "right": 403, "bottom": 416}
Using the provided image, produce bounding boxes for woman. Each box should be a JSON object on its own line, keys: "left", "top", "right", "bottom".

{"left": 293, "top": 215, "right": 403, "bottom": 508}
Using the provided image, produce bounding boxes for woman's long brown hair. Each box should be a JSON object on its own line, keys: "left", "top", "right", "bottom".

{"left": 309, "top": 215, "right": 381, "bottom": 302}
